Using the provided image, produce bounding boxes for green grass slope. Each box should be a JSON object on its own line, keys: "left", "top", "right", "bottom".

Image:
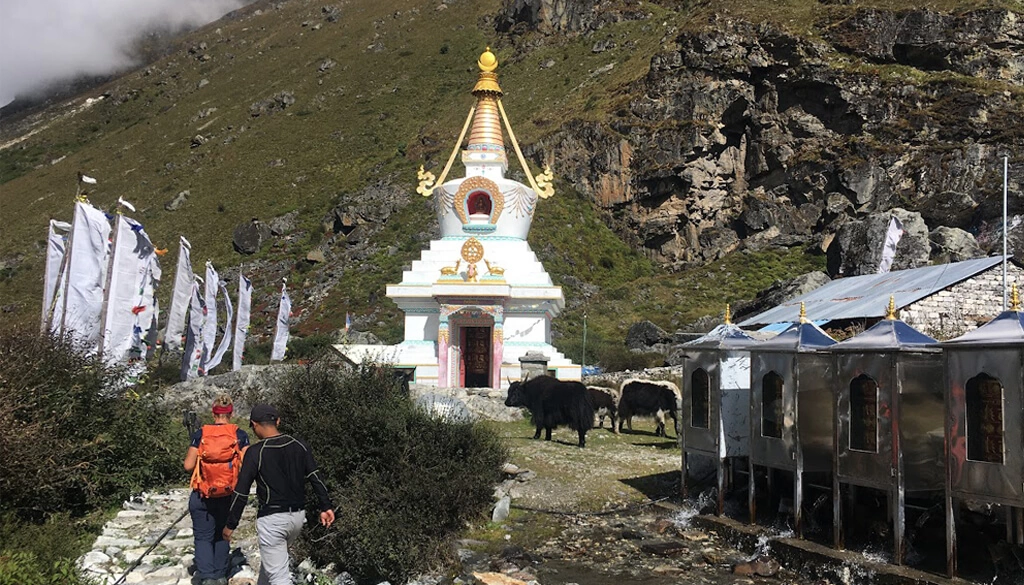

{"left": 2, "top": 0, "right": 1011, "bottom": 356}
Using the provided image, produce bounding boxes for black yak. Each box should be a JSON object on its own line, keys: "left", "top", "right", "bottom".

{"left": 586, "top": 385, "right": 620, "bottom": 433}
{"left": 618, "top": 378, "right": 681, "bottom": 437}
{"left": 505, "top": 375, "right": 595, "bottom": 447}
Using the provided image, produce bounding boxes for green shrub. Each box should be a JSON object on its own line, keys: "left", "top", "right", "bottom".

{"left": 244, "top": 341, "right": 273, "bottom": 365}
{"left": 286, "top": 333, "right": 336, "bottom": 361}
{"left": 275, "top": 363, "right": 508, "bottom": 583}
{"left": 0, "top": 513, "right": 96, "bottom": 585}
{"left": 0, "top": 327, "right": 184, "bottom": 582}
{"left": 597, "top": 343, "right": 666, "bottom": 372}
{"left": 0, "top": 551, "right": 86, "bottom": 585}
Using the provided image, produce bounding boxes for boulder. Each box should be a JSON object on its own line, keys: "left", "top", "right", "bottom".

{"left": 732, "top": 271, "right": 831, "bottom": 324}
{"left": 639, "top": 539, "right": 687, "bottom": 556}
{"left": 333, "top": 329, "right": 382, "bottom": 345}
{"left": 305, "top": 248, "right": 326, "bottom": 264}
{"left": 626, "top": 320, "right": 670, "bottom": 350}
{"left": 164, "top": 190, "right": 189, "bottom": 211}
{"left": 269, "top": 210, "right": 299, "bottom": 236}
{"left": 162, "top": 365, "right": 296, "bottom": 411}
{"left": 930, "top": 226, "right": 985, "bottom": 264}
{"left": 232, "top": 219, "right": 272, "bottom": 255}
{"left": 917, "top": 191, "right": 978, "bottom": 228}
{"left": 826, "top": 208, "right": 930, "bottom": 277}
{"left": 250, "top": 91, "right": 295, "bottom": 117}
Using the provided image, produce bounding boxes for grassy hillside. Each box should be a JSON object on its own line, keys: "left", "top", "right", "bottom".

{"left": 1, "top": 0, "right": 1014, "bottom": 351}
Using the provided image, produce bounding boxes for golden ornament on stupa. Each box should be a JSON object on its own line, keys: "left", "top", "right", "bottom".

{"left": 460, "top": 237, "right": 484, "bottom": 264}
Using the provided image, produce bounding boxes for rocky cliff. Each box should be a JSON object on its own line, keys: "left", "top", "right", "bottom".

{"left": 503, "top": 1, "right": 1023, "bottom": 276}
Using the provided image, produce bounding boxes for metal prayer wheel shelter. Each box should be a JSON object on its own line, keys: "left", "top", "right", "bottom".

{"left": 680, "top": 320, "right": 758, "bottom": 515}
{"left": 749, "top": 317, "right": 836, "bottom": 537}
{"left": 830, "top": 312, "right": 941, "bottom": 565}
{"left": 941, "top": 305, "right": 1024, "bottom": 577}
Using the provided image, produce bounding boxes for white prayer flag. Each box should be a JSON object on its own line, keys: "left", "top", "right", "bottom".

{"left": 202, "top": 262, "right": 219, "bottom": 369}
{"left": 101, "top": 215, "right": 149, "bottom": 364}
{"left": 129, "top": 225, "right": 161, "bottom": 363}
{"left": 270, "top": 282, "right": 291, "bottom": 361}
{"left": 61, "top": 201, "right": 111, "bottom": 352}
{"left": 42, "top": 219, "right": 71, "bottom": 332}
{"left": 79, "top": 174, "right": 97, "bottom": 185}
{"left": 116, "top": 196, "right": 136, "bottom": 212}
{"left": 205, "top": 280, "right": 234, "bottom": 371}
{"left": 877, "top": 215, "right": 905, "bottom": 274}
{"left": 180, "top": 281, "right": 206, "bottom": 380}
{"left": 232, "top": 273, "right": 252, "bottom": 371}
{"left": 163, "top": 237, "right": 193, "bottom": 351}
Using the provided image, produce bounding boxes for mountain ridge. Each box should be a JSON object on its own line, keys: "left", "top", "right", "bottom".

{"left": 1, "top": 0, "right": 1021, "bottom": 363}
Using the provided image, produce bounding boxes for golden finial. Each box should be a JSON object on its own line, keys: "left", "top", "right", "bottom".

{"left": 1012, "top": 283, "right": 1020, "bottom": 312}
{"left": 799, "top": 302, "right": 808, "bottom": 324}
{"left": 473, "top": 47, "right": 502, "bottom": 95}
{"left": 885, "top": 295, "right": 897, "bottom": 320}
{"left": 724, "top": 304, "right": 732, "bottom": 325}
{"left": 477, "top": 47, "right": 498, "bottom": 72}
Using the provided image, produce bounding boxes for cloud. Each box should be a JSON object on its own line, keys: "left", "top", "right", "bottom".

{"left": 0, "top": 0, "right": 252, "bottom": 106}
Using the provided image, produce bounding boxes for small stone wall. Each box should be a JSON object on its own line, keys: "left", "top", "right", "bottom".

{"left": 901, "top": 264, "right": 1024, "bottom": 339}
{"left": 409, "top": 384, "right": 523, "bottom": 422}
{"left": 584, "top": 365, "right": 686, "bottom": 389}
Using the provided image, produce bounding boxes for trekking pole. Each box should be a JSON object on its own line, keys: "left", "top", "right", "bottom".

{"left": 110, "top": 507, "right": 189, "bottom": 585}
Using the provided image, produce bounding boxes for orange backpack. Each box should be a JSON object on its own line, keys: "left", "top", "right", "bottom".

{"left": 191, "top": 424, "right": 242, "bottom": 498}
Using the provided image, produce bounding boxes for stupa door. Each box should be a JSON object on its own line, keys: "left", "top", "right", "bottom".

{"left": 460, "top": 326, "right": 491, "bottom": 388}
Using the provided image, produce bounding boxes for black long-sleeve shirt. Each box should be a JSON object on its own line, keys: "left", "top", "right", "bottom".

{"left": 225, "top": 433, "right": 333, "bottom": 530}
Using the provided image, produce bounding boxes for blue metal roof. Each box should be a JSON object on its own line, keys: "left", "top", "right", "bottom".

{"left": 942, "top": 309, "right": 1024, "bottom": 346}
{"left": 684, "top": 323, "right": 758, "bottom": 349}
{"left": 832, "top": 318, "right": 938, "bottom": 351}
{"left": 740, "top": 257, "right": 1007, "bottom": 328}
{"left": 754, "top": 321, "right": 837, "bottom": 352}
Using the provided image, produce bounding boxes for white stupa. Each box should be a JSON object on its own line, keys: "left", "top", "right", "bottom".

{"left": 337, "top": 48, "right": 580, "bottom": 388}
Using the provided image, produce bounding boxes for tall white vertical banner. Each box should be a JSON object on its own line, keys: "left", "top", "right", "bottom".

{"left": 202, "top": 262, "right": 219, "bottom": 370}
{"left": 41, "top": 219, "right": 71, "bottom": 332}
{"left": 131, "top": 240, "right": 162, "bottom": 362}
{"left": 271, "top": 282, "right": 291, "bottom": 361}
{"left": 233, "top": 274, "right": 252, "bottom": 371}
{"left": 205, "top": 280, "right": 234, "bottom": 371}
{"left": 164, "top": 237, "right": 193, "bottom": 351}
{"left": 877, "top": 216, "right": 905, "bottom": 274}
{"left": 62, "top": 201, "right": 112, "bottom": 352}
{"left": 101, "top": 215, "right": 151, "bottom": 363}
{"left": 180, "top": 281, "right": 206, "bottom": 380}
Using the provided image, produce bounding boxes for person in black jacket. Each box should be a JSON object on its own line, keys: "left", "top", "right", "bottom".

{"left": 222, "top": 404, "right": 334, "bottom": 585}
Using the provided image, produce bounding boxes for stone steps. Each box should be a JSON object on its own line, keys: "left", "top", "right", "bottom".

{"left": 78, "top": 488, "right": 259, "bottom": 585}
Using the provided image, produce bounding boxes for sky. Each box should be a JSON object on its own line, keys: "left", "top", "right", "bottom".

{"left": 0, "top": 0, "right": 252, "bottom": 107}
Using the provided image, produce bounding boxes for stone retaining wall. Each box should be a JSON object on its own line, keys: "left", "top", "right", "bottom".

{"left": 901, "top": 264, "right": 1024, "bottom": 338}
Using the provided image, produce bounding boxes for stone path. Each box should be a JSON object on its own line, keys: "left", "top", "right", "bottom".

{"left": 78, "top": 488, "right": 261, "bottom": 585}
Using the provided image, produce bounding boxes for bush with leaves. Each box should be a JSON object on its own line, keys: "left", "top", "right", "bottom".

{"left": 0, "top": 327, "right": 185, "bottom": 583}
{"left": 275, "top": 363, "right": 508, "bottom": 583}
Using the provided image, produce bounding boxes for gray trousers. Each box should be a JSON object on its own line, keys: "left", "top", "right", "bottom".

{"left": 256, "top": 511, "right": 306, "bottom": 585}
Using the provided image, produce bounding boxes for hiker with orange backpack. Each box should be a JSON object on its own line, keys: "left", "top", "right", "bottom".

{"left": 183, "top": 394, "right": 250, "bottom": 585}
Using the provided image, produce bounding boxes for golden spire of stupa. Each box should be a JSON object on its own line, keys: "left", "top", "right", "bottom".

{"left": 467, "top": 47, "right": 505, "bottom": 149}
{"left": 799, "top": 302, "right": 808, "bottom": 324}
{"left": 885, "top": 295, "right": 897, "bottom": 320}
{"left": 724, "top": 304, "right": 732, "bottom": 325}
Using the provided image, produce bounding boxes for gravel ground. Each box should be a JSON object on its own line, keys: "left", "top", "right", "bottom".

{"left": 460, "top": 419, "right": 807, "bottom": 585}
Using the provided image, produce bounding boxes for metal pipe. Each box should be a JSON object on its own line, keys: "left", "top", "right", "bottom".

{"left": 581, "top": 312, "right": 587, "bottom": 372}
{"left": 1004, "top": 155, "right": 1009, "bottom": 310}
